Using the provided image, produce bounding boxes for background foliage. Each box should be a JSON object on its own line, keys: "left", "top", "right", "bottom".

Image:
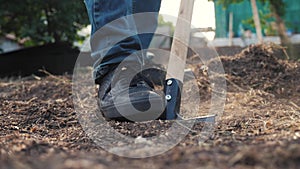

{"left": 211, "top": 0, "right": 291, "bottom": 47}
{"left": 0, "top": 0, "right": 89, "bottom": 46}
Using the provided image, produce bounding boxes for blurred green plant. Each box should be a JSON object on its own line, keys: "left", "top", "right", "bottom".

{"left": 209, "top": 0, "right": 244, "bottom": 8}
{"left": 0, "top": 0, "right": 89, "bottom": 46}
{"left": 158, "top": 15, "right": 175, "bottom": 35}
{"left": 242, "top": 8, "right": 277, "bottom": 36}
{"left": 210, "top": 0, "right": 291, "bottom": 47}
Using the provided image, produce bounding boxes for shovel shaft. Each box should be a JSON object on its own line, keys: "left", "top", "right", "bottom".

{"left": 162, "top": 0, "right": 195, "bottom": 120}
{"left": 166, "top": 0, "right": 195, "bottom": 81}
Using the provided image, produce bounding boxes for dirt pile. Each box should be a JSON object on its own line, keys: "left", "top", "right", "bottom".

{"left": 197, "top": 44, "right": 300, "bottom": 97}
{"left": 227, "top": 44, "right": 293, "bottom": 92}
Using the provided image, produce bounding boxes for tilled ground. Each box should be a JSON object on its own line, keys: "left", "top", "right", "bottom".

{"left": 1, "top": 44, "right": 300, "bottom": 169}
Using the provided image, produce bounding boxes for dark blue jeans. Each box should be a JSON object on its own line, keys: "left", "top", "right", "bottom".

{"left": 84, "top": 0, "right": 161, "bottom": 83}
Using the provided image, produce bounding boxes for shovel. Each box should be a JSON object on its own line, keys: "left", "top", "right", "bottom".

{"left": 161, "top": 0, "right": 215, "bottom": 123}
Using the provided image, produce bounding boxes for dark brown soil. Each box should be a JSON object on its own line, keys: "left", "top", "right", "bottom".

{"left": 1, "top": 44, "right": 300, "bottom": 169}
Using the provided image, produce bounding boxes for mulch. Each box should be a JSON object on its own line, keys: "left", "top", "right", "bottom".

{"left": 1, "top": 44, "right": 300, "bottom": 169}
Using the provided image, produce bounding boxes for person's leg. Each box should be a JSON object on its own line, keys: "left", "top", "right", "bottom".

{"left": 133, "top": 0, "right": 162, "bottom": 49}
{"left": 84, "top": 0, "right": 142, "bottom": 82}
{"left": 132, "top": 0, "right": 165, "bottom": 86}
{"left": 84, "top": 0, "right": 162, "bottom": 81}
{"left": 84, "top": 0, "right": 165, "bottom": 121}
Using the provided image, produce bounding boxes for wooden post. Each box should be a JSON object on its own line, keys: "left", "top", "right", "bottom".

{"left": 229, "top": 12, "right": 234, "bottom": 46}
{"left": 166, "top": 0, "right": 195, "bottom": 82}
{"left": 250, "top": 0, "right": 263, "bottom": 44}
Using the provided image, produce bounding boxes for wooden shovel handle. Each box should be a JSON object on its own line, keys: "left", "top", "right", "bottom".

{"left": 166, "top": 0, "right": 195, "bottom": 81}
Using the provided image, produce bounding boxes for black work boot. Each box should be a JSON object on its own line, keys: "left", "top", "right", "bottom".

{"left": 97, "top": 62, "right": 166, "bottom": 122}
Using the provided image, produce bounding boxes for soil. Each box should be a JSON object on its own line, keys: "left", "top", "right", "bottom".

{"left": 1, "top": 44, "right": 300, "bottom": 169}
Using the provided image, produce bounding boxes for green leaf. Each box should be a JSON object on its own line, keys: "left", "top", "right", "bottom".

{"left": 0, "top": 0, "right": 89, "bottom": 46}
